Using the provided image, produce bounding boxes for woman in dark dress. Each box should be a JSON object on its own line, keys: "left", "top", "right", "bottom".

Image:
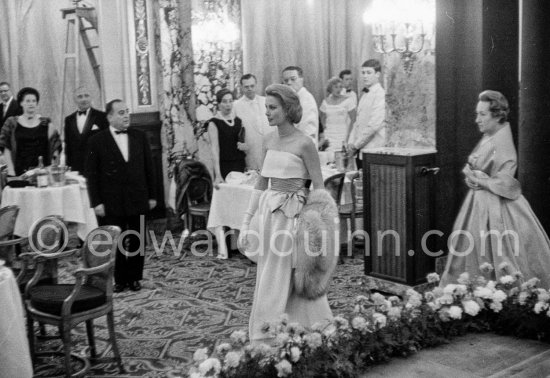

{"left": 0, "top": 87, "right": 61, "bottom": 176}
{"left": 208, "top": 88, "right": 247, "bottom": 186}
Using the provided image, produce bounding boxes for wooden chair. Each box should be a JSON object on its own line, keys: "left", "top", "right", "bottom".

{"left": 185, "top": 175, "right": 212, "bottom": 232}
{"left": 0, "top": 205, "right": 25, "bottom": 267}
{"left": 338, "top": 171, "right": 364, "bottom": 256}
{"left": 25, "top": 225, "right": 125, "bottom": 377}
{"left": 16, "top": 215, "right": 67, "bottom": 292}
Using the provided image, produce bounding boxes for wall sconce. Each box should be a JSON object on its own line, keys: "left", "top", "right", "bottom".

{"left": 363, "top": 0, "right": 435, "bottom": 62}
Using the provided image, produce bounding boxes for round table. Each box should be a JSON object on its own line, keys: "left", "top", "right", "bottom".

{"left": 0, "top": 183, "right": 97, "bottom": 239}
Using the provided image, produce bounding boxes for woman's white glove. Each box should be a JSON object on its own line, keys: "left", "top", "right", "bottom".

{"left": 237, "top": 189, "right": 262, "bottom": 251}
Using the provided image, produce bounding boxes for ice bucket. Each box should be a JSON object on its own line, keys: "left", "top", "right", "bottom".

{"left": 49, "top": 165, "right": 68, "bottom": 187}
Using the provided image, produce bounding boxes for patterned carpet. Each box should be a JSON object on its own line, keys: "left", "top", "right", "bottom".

{"left": 33, "top": 235, "right": 366, "bottom": 377}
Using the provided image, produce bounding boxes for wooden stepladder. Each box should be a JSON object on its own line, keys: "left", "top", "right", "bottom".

{"left": 60, "top": 5, "right": 103, "bottom": 125}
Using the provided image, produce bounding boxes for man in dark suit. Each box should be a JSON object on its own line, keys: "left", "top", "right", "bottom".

{"left": 86, "top": 99, "right": 157, "bottom": 293}
{"left": 64, "top": 86, "right": 108, "bottom": 174}
{"left": 0, "top": 82, "right": 22, "bottom": 126}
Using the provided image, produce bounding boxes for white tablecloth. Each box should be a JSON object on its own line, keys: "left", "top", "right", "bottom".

{"left": 0, "top": 266, "right": 33, "bottom": 378}
{"left": 1, "top": 183, "right": 97, "bottom": 240}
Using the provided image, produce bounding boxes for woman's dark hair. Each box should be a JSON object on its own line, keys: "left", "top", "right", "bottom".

{"left": 17, "top": 87, "right": 40, "bottom": 104}
{"left": 215, "top": 88, "right": 233, "bottom": 105}
{"left": 478, "top": 90, "right": 509, "bottom": 124}
{"left": 265, "top": 84, "right": 302, "bottom": 124}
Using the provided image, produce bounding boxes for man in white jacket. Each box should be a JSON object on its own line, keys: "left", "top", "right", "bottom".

{"left": 233, "top": 73, "right": 270, "bottom": 170}
{"left": 347, "top": 59, "right": 386, "bottom": 168}
{"left": 282, "top": 66, "right": 319, "bottom": 147}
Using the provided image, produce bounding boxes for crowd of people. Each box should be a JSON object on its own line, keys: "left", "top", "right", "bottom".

{"left": 1, "top": 57, "right": 549, "bottom": 343}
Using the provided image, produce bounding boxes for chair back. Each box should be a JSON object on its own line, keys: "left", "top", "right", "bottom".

{"left": 81, "top": 225, "right": 121, "bottom": 292}
{"left": 28, "top": 215, "right": 67, "bottom": 254}
{"left": 187, "top": 175, "right": 212, "bottom": 206}
{"left": 323, "top": 173, "right": 345, "bottom": 204}
{"left": 0, "top": 205, "right": 19, "bottom": 241}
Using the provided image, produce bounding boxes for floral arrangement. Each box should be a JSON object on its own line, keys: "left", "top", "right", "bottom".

{"left": 188, "top": 263, "right": 550, "bottom": 378}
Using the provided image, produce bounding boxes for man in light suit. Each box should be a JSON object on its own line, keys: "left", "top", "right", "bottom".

{"left": 64, "top": 86, "right": 108, "bottom": 174}
{"left": 347, "top": 59, "right": 386, "bottom": 169}
{"left": 282, "top": 66, "right": 319, "bottom": 147}
{"left": 85, "top": 99, "right": 157, "bottom": 293}
{"left": 0, "top": 82, "right": 22, "bottom": 126}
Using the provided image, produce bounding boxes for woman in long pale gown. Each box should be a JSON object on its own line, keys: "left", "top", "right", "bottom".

{"left": 239, "top": 84, "right": 333, "bottom": 343}
{"left": 441, "top": 90, "right": 550, "bottom": 288}
{"left": 319, "top": 77, "right": 356, "bottom": 154}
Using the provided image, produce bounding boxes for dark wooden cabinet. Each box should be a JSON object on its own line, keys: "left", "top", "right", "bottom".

{"left": 130, "top": 112, "right": 165, "bottom": 219}
{"left": 362, "top": 148, "right": 438, "bottom": 286}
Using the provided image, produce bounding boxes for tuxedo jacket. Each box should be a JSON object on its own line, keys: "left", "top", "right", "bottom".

{"left": 85, "top": 128, "right": 156, "bottom": 217}
{"left": 0, "top": 99, "right": 22, "bottom": 127}
{"left": 64, "top": 107, "right": 109, "bottom": 174}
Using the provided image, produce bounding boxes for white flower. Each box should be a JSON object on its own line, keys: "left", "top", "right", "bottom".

{"left": 462, "top": 300, "right": 481, "bottom": 316}
{"left": 427, "top": 272, "right": 440, "bottom": 283}
{"left": 499, "top": 275, "right": 515, "bottom": 285}
{"left": 303, "top": 332, "right": 323, "bottom": 349}
{"left": 486, "top": 281, "right": 497, "bottom": 290}
{"left": 323, "top": 324, "right": 337, "bottom": 338}
{"left": 406, "top": 288, "right": 422, "bottom": 298}
{"left": 537, "top": 289, "right": 550, "bottom": 303}
{"left": 534, "top": 302, "right": 549, "bottom": 314}
{"left": 513, "top": 271, "right": 524, "bottom": 280}
{"left": 193, "top": 348, "right": 209, "bottom": 363}
{"left": 373, "top": 312, "right": 387, "bottom": 328}
{"left": 225, "top": 351, "right": 241, "bottom": 369}
{"left": 448, "top": 305, "right": 463, "bottom": 320}
{"left": 490, "top": 301, "right": 503, "bottom": 312}
{"left": 333, "top": 315, "right": 349, "bottom": 330}
{"left": 388, "top": 306, "right": 402, "bottom": 320}
{"left": 189, "top": 372, "right": 202, "bottom": 378}
{"left": 432, "top": 287, "right": 444, "bottom": 297}
{"left": 457, "top": 272, "right": 470, "bottom": 285}
{"left": 275, "top": 332, "right": 290, "bottom": 346}
{"left": 518, "top": 291, "right": 529, "bottom": 305}
{"left": 290, "top": 346, "right": 301, "bottom": 362}
{"left": 438, "top": 307, "right": 451, "bottom": 322}
{"left": 498, "top": 262, "right": 511, "bottom": 274}
{"left": 371, "top": 292, "right": 386, "bottom": 306}
{"left": 476, "top": 276, "right": 487, "bottom": 286}
{"left": 215, "top": 343, "right": 231, "bottom": 354}
{"left": 474, "top": 287, "right": 493, "bottom": 299}
{"left": 355, "top": 295, "right": 369, "bottom": 302}
{"left": 198, "top": 358, "right": 222, "bottom": 376}
{"left": 455, "top": 284, "right": 468, "bottom": 296}
{"left": 492, "top": 290, "right": 507, "bottom": 303}
{"left": 275, "top": 359, "right": 293, "bottom": 377}
{"left": 351, "top": 316, "right": 368, "bottom": 330}
{"left": 437, "top": 294, "right": 454, "bottom": 305}
{"left": 479, "top": 262, "right": 494, "bottom": 273}
{"left": 230, "top": 330, "right": 247, "bottom": 344}
{"left": 250, "top": 343, "right": 273, "bottom": 358}
{"left": 388, "top": 296, "right": 400, "bottom": 304}
{"left": 424, "top": 291, "right": 435, "bottom": 302}
{"left": 443, "top": 284, "right": 457, "bottom": 295}
{"left": 521, "top": 278, "right": 540, "bottom": 290}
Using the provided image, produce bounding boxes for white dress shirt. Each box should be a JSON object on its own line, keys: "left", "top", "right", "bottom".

{"left": 348, "top": 83, "right": 386, "bottom": 159}
{"left": 233, "top": 95, "right": 270, "bottom": 170}
{"left": 110, "top": 126, "right": 129, "bottom": 162}
{"left": 296, "top": 87, "right": 319, "bottom": 147}
{"left": 76, "top": 108, "right": 90, "bottom": 134}
{"left": 2, "top": 97, "right": 13, "bottom": 117}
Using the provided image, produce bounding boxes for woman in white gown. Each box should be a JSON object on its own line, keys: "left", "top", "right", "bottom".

{"left": 319, "top": 77, "right": 356, "bottom": 154}
{"left": 239, "top": 84, "right": 333, "bottom": 343}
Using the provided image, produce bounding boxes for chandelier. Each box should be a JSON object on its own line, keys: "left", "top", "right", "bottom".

{"left": 191, "top": 4, "right": 239, "bottom": 51}
{"left": 363, "top": 0, "right": 435, "bottom": 61}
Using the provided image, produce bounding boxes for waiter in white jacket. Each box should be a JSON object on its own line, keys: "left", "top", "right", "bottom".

{"left": 347, "top": 59, "right": 386, "bottom": 168}
{"left": 282, "top": 66, "right": 319, "bottom": 147}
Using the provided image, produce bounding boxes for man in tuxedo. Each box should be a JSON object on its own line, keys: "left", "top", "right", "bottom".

{"left": 64, "top": 86, "right": 108, "bottom": 174}
{"left": 0, "top": 82, "right": 22, "bottom": 126}
{"left": 85, "top": 99, "right": 157, "bottom": 293}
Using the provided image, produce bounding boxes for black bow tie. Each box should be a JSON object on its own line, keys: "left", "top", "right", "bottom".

{"left": 362, "top": 87, "right": 370, "bottom": 93}
{"left": 115, "top": 129, "right": 128, "bottom": 134}
{"left": 77, "top": 110, "right": 87, "bottom": 116}
{"left": 346, "top": 89, "right": 352, "bottom": 93}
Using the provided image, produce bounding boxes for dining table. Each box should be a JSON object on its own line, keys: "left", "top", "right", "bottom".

{"left": 0, "top": 178, "right": 97, "bottom": 240}
{"left": 0, "top": 264, "right": 33, "bottom": 378}
{"left": 207, "top": 166, "right": 358, "bottom": 259}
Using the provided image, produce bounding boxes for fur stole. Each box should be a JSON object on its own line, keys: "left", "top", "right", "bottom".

{"left": 293, "top": 189, "right": 339, "bottom": 299}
